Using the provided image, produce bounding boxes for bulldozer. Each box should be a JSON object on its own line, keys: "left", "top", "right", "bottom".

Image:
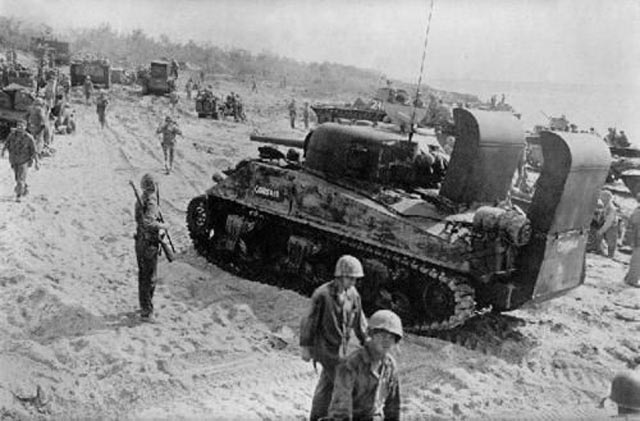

{"left": 186, "top": 108, "right": 610, "bottom": 331}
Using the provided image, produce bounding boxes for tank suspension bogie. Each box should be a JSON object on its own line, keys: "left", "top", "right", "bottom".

{"left": 187, "top": 195, "right": 477, "bottom": 331}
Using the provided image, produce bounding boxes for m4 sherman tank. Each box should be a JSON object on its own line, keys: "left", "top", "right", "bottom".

{"left": 186, "top": 109, "right": 610, "bottom": 331}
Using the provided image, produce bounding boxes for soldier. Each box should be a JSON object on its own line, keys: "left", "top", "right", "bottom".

{"left": 251, "top": 76, "right": 258, "bottom": 93}
{"left": 134, "top": 173, "right": 169, "bottom": 322}
{"left": 83, "top": 75, "right": 94, "bottom": 104}
{"left": 234, "top": 93, "right": 245, "bottom": 122}
{"left": 300, "top": 255, "right": 369, "bottom": 421}
{"left": 170, "top": 58, "right": 179, "bottom": 79}
{"left": 596, "top": 190, "right": 619, "bottom": 258}
{"left": 168, "top": 90, "right": 179, "bottom": 112}
{"left": 288, "top": 98, "right": 297, "bottom": 129}
{"left": 602, "top": 371, "right": 640, "bottom": 417}
{"left": 1, "top": 120, "right": 38, "bottom": 202}
{"left": 96, "top": 90, "right": 109, "bottom": 129}
{"left": 156, "top": 116, "right": 183, "bottom": 174}
{"left": 55, "top": 103, "right": 76, "bottom": 135}
{"left": 26, "top": 98, "right": 48, "bottom": 156}
{"left": 185, "top": 78, "right": 193, "bottom": 100}
{"left": 327, "top": 310, "right": 402, "bottom": 421}
{"left": 303, "top": 101, "right": 311, "bottom": 130}
{"left": 624, "top": 193, "right": 640, "bottom": 288}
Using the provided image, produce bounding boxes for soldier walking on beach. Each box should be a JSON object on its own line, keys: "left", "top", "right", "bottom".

{"left": 169, "top": 90, "right": 179, "bottom": 112}
{"left": 1, "top": 120, "right": 38, "bottom": 202}
{"left": 185, "top": 78, "right": 193, "bottom": 100}
{"left": 596, "top": 190, "right": 619, "bottom": 258}
{"left": 156, "top": 116, "right": 183, "bottom": 174}
{"left": 327, "top": 310, "right": 402, "bottom": 421}
{"left": 26, "top": 98, "right": 48, "bottom": 157}
{"left": 83, "top": 75, "right": 94, "bottom": 104}
{"left": 96, "top": 90, "right": 109, "bottom": 129}
{"left": 300, "top": 255, "right": 369, "bottom": 421}
{"left": 134, "top": 173, "right": 169, "bottom": 322}
{"left": 303, "top": 101, "right": 311, "bottom": 130}
{"left": 288, "top": 98, "right": 297, "bottom": 129}
{"left": 624, "top": 193, "right": 640, "bottom": 288}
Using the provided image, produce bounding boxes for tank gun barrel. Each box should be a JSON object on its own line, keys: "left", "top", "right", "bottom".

{"left": 250, "top": 134, "right": 305, "bottom": 149}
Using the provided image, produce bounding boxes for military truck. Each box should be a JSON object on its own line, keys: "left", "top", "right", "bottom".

{"left": 139, "top": 61, "right": 176, "bottom": 95}
{"left": 186, "top": 109, "right": 610, "bottom": 331}
{"left": 70, "top": 59, "right": 111, "bottom": 88}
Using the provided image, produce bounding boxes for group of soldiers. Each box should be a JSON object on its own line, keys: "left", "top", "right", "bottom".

{"left": 288, "top": 98, "right": 312, "bottom": 129}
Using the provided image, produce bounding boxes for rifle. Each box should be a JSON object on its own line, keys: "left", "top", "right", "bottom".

{"left": 129, "top": 180, "right": 175, "bottom": 262}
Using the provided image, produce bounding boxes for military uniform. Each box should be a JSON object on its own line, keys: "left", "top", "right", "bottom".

{"left": 26, "top": 103, "right": 47, "bottom": 155}
{"left": 300, "top": 280, "right": 368, "bottom": 421}
{"left": 327, "top": 342, "right": 400, "bottom": 421}
{"left": 1, "top": 126, "right": 37, "bottom": 201}
{"left": 624, "top": 204, "right": 640, "bottom": 287}
{"left": 96, "top": 94, "right": 109, "bottom": 129}
{"left": 134, "top": 180, "right": 163, "bottom": 319}
{"left": 83, "top": 78, "right": 94, "bottom": 103}
{"left": 156, "top": 119, "right": 182, "bottom": 173}
{"left": 288, "top": 100, "right": 297, "bottom": 129}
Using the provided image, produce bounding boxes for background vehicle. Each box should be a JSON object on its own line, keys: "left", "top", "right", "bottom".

{"left": 70, "top": 59, "right": 111, "bottom": 88}
{"left": 139, "top": 60, "right": 176, "bottom": 95}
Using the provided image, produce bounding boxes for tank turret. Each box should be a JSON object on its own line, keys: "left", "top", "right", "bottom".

{"left": 187, "top": 108, "right": 610, "bottom": 331}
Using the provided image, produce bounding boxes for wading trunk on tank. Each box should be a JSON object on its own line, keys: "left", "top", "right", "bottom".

{"left": 186, "top": 109, "right": 610, "bottom": 331}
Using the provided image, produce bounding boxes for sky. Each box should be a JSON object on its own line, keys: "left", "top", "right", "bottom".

{"left": 2, "top": 0, "right": 640, "bottom": 86}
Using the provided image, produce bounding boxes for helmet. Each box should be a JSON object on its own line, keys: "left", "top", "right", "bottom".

{"left": 140, "top": 173, "right": 157, "bottom": 193}
{"left": 334, "top": 255, "right": 364, "bottom": 278}
{"left": 368, "top": 310, "right": 403, "bottom": 340}
{"left": 165, "top": 115, "right": 172, "bottom": 122}
{"left": 610, "top": 371, "right": 640, "bottom": 410}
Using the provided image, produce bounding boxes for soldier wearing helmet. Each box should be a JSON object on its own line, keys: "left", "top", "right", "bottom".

{"left": 596, "top": 189, "right": 619, "bottom": 258}
{"left": 603, "top": 371, "right": 640, "bottom": 416}
{"left": 134, "top": 173, "right": 169, "bottom": 322}
{"left": 624, "top": 193, "right": 640, "bottom": 288}
{"left": 156, "top": 115, "right": 183, "bottom": 174}
{"left": 300, "top": 255, "right": 369, "bottom": 421}
{"left": 83, "top": 75, "right": 94, "bottom": 104}
{"left": 327, "top": 309, "right": 402, "bottom": 421}
{"left": 1, "top": 120, "right": 38, "bottom": 202}
{"left": 96, "top": 90, "right": 109, "bottom": 129}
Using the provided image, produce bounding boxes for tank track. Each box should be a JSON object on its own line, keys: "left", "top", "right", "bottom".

{"left": 187, "top": 195, "right": 477, "bottom": 333}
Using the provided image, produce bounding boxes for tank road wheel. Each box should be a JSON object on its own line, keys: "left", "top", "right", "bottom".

{"left": 418, "top": 270, "right": 476, "bottom": 331}
{"left": 186, "top": 196, "right": 211, "bottom": 254}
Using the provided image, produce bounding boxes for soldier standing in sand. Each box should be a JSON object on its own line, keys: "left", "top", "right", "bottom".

{"left": 288, "top": 98, "right": 297, "bottom": 129}
{"left": 303, "top": 101, "right": 311, "bottom": 130}
{"left": 327, "top": 309, "right": 402, "bottom": 421}
{"left": 83, "top": 75, "right": 94, "bottom": 104}
{"left": 26, "top": 98, "right": 48, "bottom": 157}
{"left": 96, "top": 90, "right": 109, "bottom": 129}
{"left": 1, "top": 120, "right": 38, "bottom": 202}
{"left": 602, "top": 371, "right": 640, "bottom": 417}
{"left": 156, "top": 116, "right": 183, "bottom": 174}
{"left": 624, "top": 193, "right": 640, "bottom": 288}
{"left": 596, "top": 190, "right": 619, "bottom": 258}
{"left": 134, "top": 173, "right": 169, "bottom": 322}
{"left": 300, "top": 255, "right": 369, "bottom": 421}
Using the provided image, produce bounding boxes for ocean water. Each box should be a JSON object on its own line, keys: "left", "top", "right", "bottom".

{"left": 430, "top": 79, "right": 640, "bottom": 145}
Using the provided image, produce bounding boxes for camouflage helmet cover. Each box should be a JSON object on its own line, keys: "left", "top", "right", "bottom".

{"left": 610, "top": 371, "right": 640, "bottom": 410}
